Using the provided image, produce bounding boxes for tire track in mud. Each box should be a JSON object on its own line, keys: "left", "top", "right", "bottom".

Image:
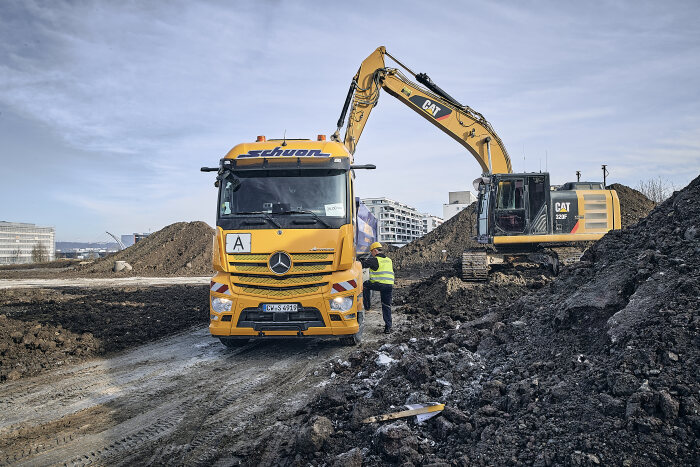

{"left": 0, "top": 316, "right": 393, "bottom": 466}
{"left": 178, "top": 353, "right": 319, "bottom": 466}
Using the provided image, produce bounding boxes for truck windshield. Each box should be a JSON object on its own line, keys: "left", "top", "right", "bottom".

{"left": 219, "top": 170, "right": 348, "bottom": 220}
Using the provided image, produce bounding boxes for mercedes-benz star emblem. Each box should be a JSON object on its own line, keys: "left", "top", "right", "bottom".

{"left": 269, "top": 252, "right": 291, "bottom": 275}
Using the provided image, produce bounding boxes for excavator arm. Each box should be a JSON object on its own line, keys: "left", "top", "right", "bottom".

{"left": 332, "top": 46, "right": 512, "bottom": 174}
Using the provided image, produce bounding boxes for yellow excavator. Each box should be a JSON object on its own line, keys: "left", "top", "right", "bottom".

{"left": 332, "top": 46, "right": 620, "bottom": 280}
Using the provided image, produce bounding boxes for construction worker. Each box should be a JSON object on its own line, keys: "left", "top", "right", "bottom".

{"left": 360, "top": 242, "right": 394, "bottom": 334}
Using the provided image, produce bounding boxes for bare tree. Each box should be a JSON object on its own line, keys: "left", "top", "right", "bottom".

{"left": 10, "top": 248, "right": 22, "bottom": 264}
{"left": 636, "top": 176, "right": 676, "bottom": 203}
{"left": 31, "top": 243, "right": 50, "bottom": 263}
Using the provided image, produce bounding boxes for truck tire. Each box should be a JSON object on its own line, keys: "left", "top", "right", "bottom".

{"left": 340, "top": 311, "right": 364, "bottom": 346}
{"left": 219, "top": 337, "right": 250, "bottom": 348}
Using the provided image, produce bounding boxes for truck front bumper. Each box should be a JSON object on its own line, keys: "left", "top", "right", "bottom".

{"left": 209, "top": 292, "right": 361, "bottom": 338}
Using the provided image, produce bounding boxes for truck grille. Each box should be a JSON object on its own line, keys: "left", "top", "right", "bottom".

{"left": 227, "top": 252, "right": 334, "bottom": 285}
{"left": 229, "top": 252, "right": 331, "bottom": 261}
{"left": 237, "top": 285, "right": 321, "bottom": 297}
{"left": 232, "top": 273, "right": 327, "bottom": 285}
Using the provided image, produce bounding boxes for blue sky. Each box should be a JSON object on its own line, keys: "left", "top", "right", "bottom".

{"left": 1, "top": 0, "right": 699, "bottom": 241}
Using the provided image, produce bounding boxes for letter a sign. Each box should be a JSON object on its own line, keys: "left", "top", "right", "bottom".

{"left": 226, "top": 233, "right": 251, "bottom": 253}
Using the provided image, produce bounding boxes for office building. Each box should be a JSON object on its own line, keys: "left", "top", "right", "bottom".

{"left": 0, "top": 221, "right": 55, "bottom": 264}
{"left": 421, "top": 214, "right": 444, "bottom": 235}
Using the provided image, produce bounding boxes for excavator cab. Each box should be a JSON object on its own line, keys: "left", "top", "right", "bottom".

{"left": 476, "top": 173, "right": 551, "bottom": 243}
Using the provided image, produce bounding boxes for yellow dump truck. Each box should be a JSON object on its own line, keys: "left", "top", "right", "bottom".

{"left": 201, "top": 135, "right": 376, "bottom": 347}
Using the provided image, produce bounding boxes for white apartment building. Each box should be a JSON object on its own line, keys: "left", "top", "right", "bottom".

{"left": 421, "top": 215, "right": 444, "bottom": 235}
{"left": 0, "top": 221, "right": 55, "bottom": 264}
{"left": 361, "top": 197, "right": 443, "bottom": 247}
{"left": 443, "top": 191, "right": 477, "bottom": 221}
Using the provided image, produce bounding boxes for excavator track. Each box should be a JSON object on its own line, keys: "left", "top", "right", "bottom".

{"left": 550, "top": 246, "right": 586, "bottom": 267}
{"left": 462, "top": 250, "right": 488, "bottom": 281}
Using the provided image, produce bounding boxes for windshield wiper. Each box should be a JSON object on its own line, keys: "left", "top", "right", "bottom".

{"left": 234, "top": 211, "right": 282, "bottom": 228}
{"left": 277, "top": 210, "right": 332, "bottom": 228}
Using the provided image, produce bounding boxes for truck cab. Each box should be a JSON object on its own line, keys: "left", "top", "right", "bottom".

{"left": 205, "top": 136, "right": 369, "bottom": 346}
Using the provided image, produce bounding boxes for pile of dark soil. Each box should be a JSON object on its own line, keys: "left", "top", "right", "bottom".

{"left": 255, "top": 175, "right": 699, "bottom": 465}
{"left": 398, "top": 263, "right": 552, "bottom": 322}
{"left": 0, "top": 285, "right": 208, "bottom": 383}
{"left": 389, "top": 204, "right": 479, "bottom": 272}
{"left": 609, "top": 183, "right": 656, "bottom": 228}
{"left": 72, "top": 221, "right": 214, "bottom": 277}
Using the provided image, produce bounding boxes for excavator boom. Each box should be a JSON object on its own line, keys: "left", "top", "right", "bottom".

{"left": 333, "top": 46, "right": 512, "bottom": 174}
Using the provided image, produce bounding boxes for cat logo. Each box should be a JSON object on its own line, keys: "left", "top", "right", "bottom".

{"left": 555, "top": 202, "right": 571, "bottom": 213}
{"left": 422, "top": 99, "right": 442, "bottom": 116}
{"left": 408, "top": 96, "right": 452, "bottom": 121}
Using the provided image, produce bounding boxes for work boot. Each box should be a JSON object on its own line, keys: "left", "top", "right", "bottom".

{"left": 384, "top": 325, "right": 392, "bottom": 334}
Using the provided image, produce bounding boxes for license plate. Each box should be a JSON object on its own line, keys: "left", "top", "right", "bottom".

{"left": 263, "top": 303, "right": 298, "bottom": 312}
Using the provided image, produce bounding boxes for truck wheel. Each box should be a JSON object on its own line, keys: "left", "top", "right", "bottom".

{"left": 340, "top": 311, "right": 364, "bottom": 346}
{"left": 219, "top": 337, "right": 250, "bottom": 348}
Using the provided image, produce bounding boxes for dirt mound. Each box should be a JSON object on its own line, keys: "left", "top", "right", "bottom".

{"left": 254, "top": 175, "right": 699, "bottom": 465}
{"left": 389, "top": 204, "right": 479, "bottom": 271}
{"left": 609, "top": 183, "right": 656, "bottom": 228}
{"left": 397, "top": 264, "right": 552, "bottom": 323}
{"left": 0, "top": 285, "right": 208, "bottom": 383}
{"left": 73, "top": 221, "right": 214, "bottom": 277}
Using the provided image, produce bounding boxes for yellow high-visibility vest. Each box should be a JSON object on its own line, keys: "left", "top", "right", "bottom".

{"left": 369, "top": 256, "right": 394, "bottom": 285}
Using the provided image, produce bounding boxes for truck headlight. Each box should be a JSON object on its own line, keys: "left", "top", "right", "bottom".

{"left": 211, "top": 297, "right": 233, "bottom": 313}
{"left": 329, "top": 296, "right": 353, "bottom": 312}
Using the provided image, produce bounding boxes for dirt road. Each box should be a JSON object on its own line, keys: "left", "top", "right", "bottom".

{"left": 0, "top": 305, "right": 395, "bottom": 465}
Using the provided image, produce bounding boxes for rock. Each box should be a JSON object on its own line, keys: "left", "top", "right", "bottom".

{"left": 431, "top": 416, "right": 454, "bottom": 438}
{"left": 318, "top": 387, "right": 347, "bottom": 409}
{"left": 332, "top": 447, "right": 362, "bottom": 467}
{"left": 376, "top": 421, "right": 417, "bottom": 460}
{"left": 442, "top": 406, "right": 469, "bottom": 424}
{"left": 658, "top": 391, "right": 679, "bottom": 420}
{"left": 296, "top": 416, "right": 334, "bottom": 453}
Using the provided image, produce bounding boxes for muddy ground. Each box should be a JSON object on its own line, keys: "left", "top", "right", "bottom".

{"left": 0, "top": 284, "right": 209, "bottom": 383}
{"left": 2, "top": 181, "right": 691, "bottom": 466}
{"left": 259, "top": 176, "right": 699, "bottom": 466}
{"left": 0, "top": 283, "right": 405, "bottom": 466}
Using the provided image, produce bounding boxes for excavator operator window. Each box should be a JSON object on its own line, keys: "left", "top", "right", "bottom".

{"left": 496, "top": 180, "right": 524, "bottom": 210}
{"left": 495, "top": 179, "right": 525, "bottom": 233}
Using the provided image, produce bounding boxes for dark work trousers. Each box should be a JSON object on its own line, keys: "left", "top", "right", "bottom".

{"left": 363, "top": 281, "right": 392, "bottom": 328}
